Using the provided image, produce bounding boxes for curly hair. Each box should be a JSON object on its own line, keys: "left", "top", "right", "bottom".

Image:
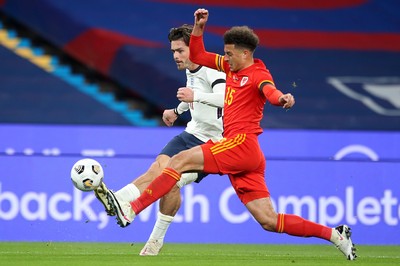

{"left": 224, "top": 26, "right": 259, "bottom": 52}
{"left": 168, "top": 24, "right": 193, "bottom": 46}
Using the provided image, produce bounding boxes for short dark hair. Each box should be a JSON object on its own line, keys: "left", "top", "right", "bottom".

{"left": 223, "top": 26, "right": 259, "bottom": 52}
{"left": 168, "top": 24, "right": 193, "bottom": 46}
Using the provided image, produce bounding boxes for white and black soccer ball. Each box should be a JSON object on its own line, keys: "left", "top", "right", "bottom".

{"left": 70, "top": 158, "right": 104, "bottom": 191}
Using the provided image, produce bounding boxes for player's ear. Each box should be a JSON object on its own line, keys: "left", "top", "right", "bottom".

{"left": 242, "top": 49, "right": 250, "bottom": 59}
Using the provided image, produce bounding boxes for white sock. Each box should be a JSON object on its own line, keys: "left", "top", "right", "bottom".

{"left": 330, "top": 228, "right": 339, "bottom": 244}
{"left": 147, "top": 212, "right": 174, "bottom": 244}
{"left": 115, "top": 183, "right": 140, "bottom": 202}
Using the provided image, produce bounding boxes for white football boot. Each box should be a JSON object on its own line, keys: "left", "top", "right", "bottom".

{"left": 94, "top": 182, "right": 115, "bottom": 216}
{"left": 107, "top": 190, "right": 135, "bottom": 227}
{"left": 332, "top": 225, "right": 357, "bottom": 260}
{"left": 139, "top": 240, "right": 163, "bottom": 256}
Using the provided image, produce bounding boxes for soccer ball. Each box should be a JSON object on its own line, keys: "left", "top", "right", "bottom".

{"left": 70, "top": 158, "right": 104, "bottom": 191}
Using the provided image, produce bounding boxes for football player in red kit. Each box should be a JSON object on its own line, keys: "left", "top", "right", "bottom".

{"left": 107, "top": 8, "right": 356, "bottom": 260}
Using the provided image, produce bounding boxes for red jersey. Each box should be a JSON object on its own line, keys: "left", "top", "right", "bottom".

{"left": 190, "top": 35, "right": 283, "bottom": 138}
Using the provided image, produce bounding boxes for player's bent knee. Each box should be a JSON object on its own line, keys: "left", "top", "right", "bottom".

{"left": 146, "top": 161, "right": 161, "bottom": 176}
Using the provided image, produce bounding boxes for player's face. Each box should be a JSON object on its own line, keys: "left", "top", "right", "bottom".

{"left": 171, "top": 39, "right": 191, "bottom": 70}
{"left": 223, "top": 44, "right": 246, "bottom": 72}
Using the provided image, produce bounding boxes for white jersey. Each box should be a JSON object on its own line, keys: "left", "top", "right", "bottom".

{"left": 176, "top": 66, "right": 225, "bottom": 142}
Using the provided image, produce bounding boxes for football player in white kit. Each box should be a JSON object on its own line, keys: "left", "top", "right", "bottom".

{"left": 94, "top": 24, "right": 225, "bottom": 256}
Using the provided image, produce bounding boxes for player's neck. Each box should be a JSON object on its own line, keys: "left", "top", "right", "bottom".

{"left": 187, "top": 62, "right": 200, "bottom": 71}
{"left": 236, "top": 59, "right": 254, "bottom": 72}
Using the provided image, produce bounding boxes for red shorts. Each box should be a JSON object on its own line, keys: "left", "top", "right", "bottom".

{"left": 201, "top": 133, "right": 270, "bottom": 205}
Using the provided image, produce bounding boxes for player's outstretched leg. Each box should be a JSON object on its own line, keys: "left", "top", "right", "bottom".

{"left": 331, "top": 225, "right": 357, "bottom": 260}
{"left": 94, "top": 182, "right": 115, "bottom": 216}
{"left": 107, "top": 190, "right": 136, "bottom": 227}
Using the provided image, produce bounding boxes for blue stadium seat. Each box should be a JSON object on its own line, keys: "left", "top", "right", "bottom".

{"left": 0, "top": 45, "right": 134, "bottom": 125}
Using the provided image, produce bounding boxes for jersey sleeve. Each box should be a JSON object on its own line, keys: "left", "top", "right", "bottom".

{"left": 255, "top": 71, "right": 283, "bottom": 106}
{"left": 190, "top": 35, "right": 227, "bottom": 73}
{"left": 261, "top": 84, "right": 283, "bottom": 106}
{"left": 176, "top": 101, "right": 189, "bottom": 114}
{"left": 193, "top": 68, "right": 225, "bottom": 108}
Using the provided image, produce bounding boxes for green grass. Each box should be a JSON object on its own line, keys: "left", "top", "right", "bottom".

{"left": 0, "top": 242, "right": 399, "bottom": 266}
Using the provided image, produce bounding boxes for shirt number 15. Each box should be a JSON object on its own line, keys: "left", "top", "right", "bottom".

{"left": 224, "top": 86, "right": 236, "bottom": 105}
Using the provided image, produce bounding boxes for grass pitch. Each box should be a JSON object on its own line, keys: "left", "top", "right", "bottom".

{"left": 0, "top": 242, "right": 399, "bottom": 266}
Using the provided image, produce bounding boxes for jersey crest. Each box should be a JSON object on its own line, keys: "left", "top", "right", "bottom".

{"left": 240, "top": 76, "right": 249, "bottom": 87}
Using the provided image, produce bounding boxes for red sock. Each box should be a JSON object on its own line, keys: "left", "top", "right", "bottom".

{"left": 130, "top": 168, "right": 180, "bottom": 215}
{"left": 276, "top": 213, "right": 332, "bottom": 241}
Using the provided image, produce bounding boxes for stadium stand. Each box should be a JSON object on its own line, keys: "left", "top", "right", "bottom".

{"left": 0, "top": 16, "right": 159, "bottom": 126}
{"left": 0, "top": 23, "right": 159, "bottom": 125}
{"left": 0, "top": 0, "right": 399, "bottom": 129}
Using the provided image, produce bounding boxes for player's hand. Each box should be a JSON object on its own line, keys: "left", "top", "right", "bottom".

{"left": 162, "top": 109, "right": 178, "bottom": 127}
{"left": 194, "top": 8, "right": 208, "bottom": 28}
{"left": 279, "top": 93, "right": 295, "bottom": 109}
{"left": 177, "top": 87, "right": 194, "bottom": 103}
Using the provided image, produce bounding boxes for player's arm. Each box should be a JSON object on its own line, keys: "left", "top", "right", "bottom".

{"left": 260, "top": 82, "right": 295, "bottom": 109}
{"left": 177, "top": 81, "right": 224, "bottom": 108}
{"left": 190, "top": 9, "right": 222, "bottom": 71}
{"left": 192, "top": 8, "right": 208, "bottom": 37}
{"left": 176, "top": 101, "right": 189, "bottom": 114}
{"left": 162, "top": 102, "right": 189, "bottom": 127}
{"left": 194, "top": 80, "right": 225, "bottom": 108}
{"left": 193, "top": 69, "right": 225, "bottom": 108}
